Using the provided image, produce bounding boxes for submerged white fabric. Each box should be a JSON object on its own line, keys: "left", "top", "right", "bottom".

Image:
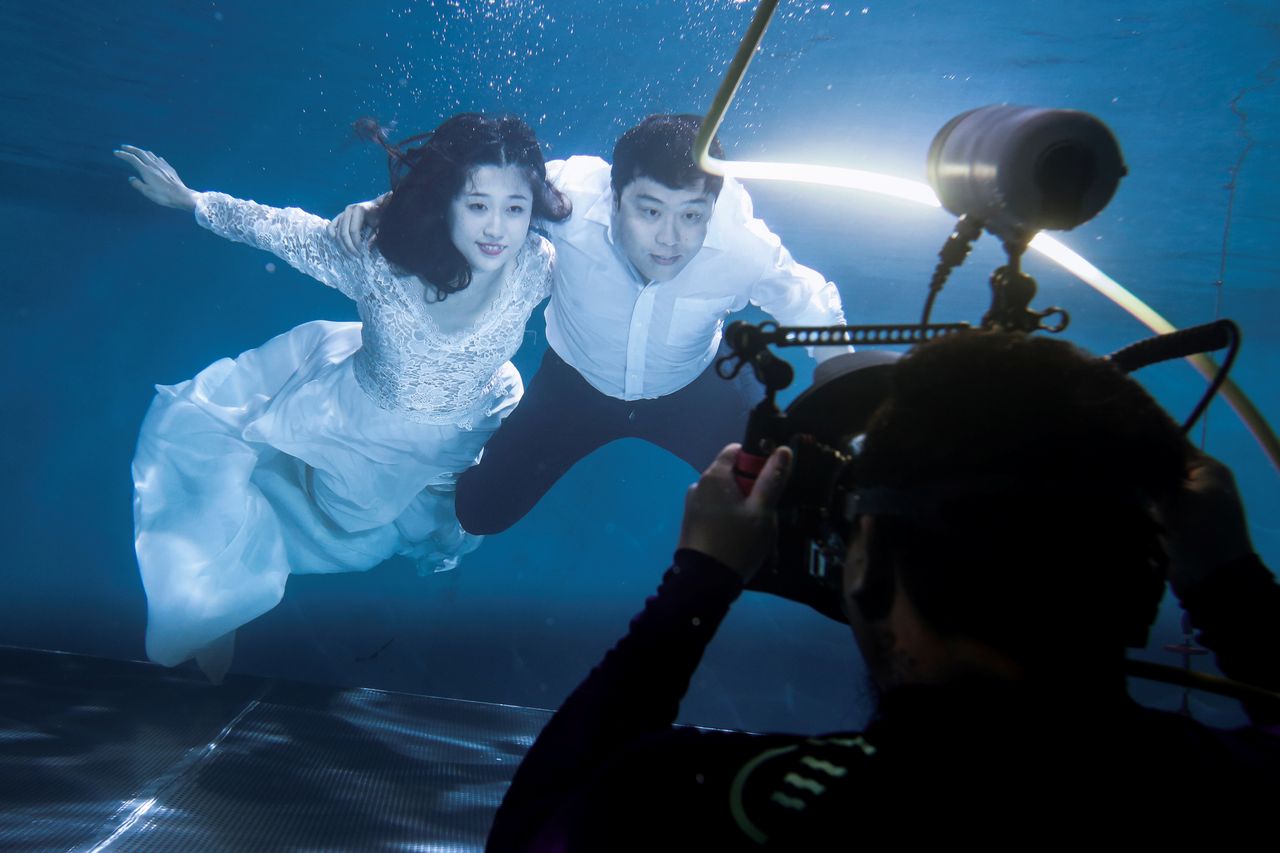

{"left": 133, "top": 195, "right": 552, "bottom": 668}
{"left": 542, "top": 156, "right": 848, "bottom": 401}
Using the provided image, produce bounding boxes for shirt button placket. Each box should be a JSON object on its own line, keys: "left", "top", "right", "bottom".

{"left": 625, "top": 283, "right": 656, "bottom": 400}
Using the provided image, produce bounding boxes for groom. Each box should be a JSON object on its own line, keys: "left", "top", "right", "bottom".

{"left": 339, "top": 114, "right": 850, "bottom": 535}
{"left": 455, "top": 115, "right": 849, "bottom": 533}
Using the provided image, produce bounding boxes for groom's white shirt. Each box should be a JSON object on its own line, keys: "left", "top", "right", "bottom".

{"left": 542, "top": 156, "right": 849, "bottom": 402}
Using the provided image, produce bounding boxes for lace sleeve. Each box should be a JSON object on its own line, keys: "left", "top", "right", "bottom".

{"left": 192, "top": 191, "right": 363, "bottom": 300}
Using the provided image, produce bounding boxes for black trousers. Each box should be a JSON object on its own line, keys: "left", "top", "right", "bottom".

{"left": 456, "top": 346, "right": 763, "bottom": 535}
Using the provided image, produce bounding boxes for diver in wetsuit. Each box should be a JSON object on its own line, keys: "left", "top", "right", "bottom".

{"left": 487, "top": 331, "right": 1280, "bottom": 851}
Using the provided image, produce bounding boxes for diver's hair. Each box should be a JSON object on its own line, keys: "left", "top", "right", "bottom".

{"left": 611, "top": 114, "right": 725, "bottom": 200}
{"left": 853, "top": 331, "right": 1190, "bottom": 670}
{"left": 357, "top": 113, "right": 571, "bottom": 300}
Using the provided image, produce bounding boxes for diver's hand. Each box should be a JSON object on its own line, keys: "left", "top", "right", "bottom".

{"left": 1160, "top": 451, "right": 1255, "bottom": 599}
{"left": 678, "top": 443, "right": 792, "bottom": 582}
{"left": 331, "top": 194, "right": 387, "bottom": 255}
{"left": 114, "top": 146, "right": 198, "bottom": 211}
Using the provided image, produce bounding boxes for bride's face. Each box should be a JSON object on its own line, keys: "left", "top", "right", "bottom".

{"left": 447, "top": 164, "right": 534, "bottom": 278}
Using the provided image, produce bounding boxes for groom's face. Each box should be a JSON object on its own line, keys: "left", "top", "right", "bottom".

{"left": 613, "top": 175, "right": 714, "bottom": 283}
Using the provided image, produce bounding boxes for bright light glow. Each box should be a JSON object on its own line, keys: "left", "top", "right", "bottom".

{"left": 708, "top": 156, "right": 1183, "bottom": 329}
{"left": 700, "top": 154, "right": 1280, "bottom": 471}
{"left": 713, "top": 158, "right": 942, "bottom": 208}
{"left": 1028, "top": 233, "right": 1175, "bottom": 335}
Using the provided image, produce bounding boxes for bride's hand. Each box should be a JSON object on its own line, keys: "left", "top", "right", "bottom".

{"left": 114, "top": 146, "right": 198, "bottom": 211}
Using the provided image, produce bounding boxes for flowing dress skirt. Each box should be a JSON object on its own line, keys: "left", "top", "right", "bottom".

{"left": 132, "top": 320, "right": 521, "bottom": 668}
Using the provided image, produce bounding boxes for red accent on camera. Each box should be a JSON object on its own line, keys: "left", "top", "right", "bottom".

{"left": 733, "top": 449, "right": 768, "bottom": 496}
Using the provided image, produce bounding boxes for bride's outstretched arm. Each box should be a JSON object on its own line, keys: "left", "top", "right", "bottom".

{"left": 116, "top": 145, "right": 362, "bottom": 299}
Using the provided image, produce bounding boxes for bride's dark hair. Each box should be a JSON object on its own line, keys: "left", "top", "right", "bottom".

{"left": 356, "top": 114, "right": 571, "bottom": 300}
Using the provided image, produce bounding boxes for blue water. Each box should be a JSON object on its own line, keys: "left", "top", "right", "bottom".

{"left": 1, "top": 0, "right": 1276, "bottom": 732}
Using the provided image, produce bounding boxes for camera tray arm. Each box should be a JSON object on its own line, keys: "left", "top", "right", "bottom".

{"left": 716, "top": 320, "right": 972, "bottom": 405}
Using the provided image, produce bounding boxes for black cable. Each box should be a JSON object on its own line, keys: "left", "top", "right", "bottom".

{"left": 1105, "top": 320, "right": 1241, "bottom": 434}
{"left": 1106, "top": 321, "right": 1235, "bottom": 374}
{"left": 1181, "top": 321, "right": 1240, "bottom": 434}
{"left": 922, "top": 215, "right": 984, "bottom": 325}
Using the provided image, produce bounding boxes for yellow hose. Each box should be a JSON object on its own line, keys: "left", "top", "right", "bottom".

{"left": 694, "top": 0, "right": 1279, "bottom": 472}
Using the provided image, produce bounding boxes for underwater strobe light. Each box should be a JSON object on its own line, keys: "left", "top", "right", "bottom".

{"left": 927, "top": 105, "right": 1127, "bottom": 246}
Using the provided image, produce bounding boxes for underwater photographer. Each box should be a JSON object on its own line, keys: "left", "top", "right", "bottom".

{"left": 486, "top": 96, "right": 1280, "bottom": 848}
{"left": 487, "top": 329, "right": 1279, "bottom": 851}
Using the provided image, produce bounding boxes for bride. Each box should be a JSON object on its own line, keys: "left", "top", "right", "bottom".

{"left": 116, "top": 114, "right": 569, "bottom": 680}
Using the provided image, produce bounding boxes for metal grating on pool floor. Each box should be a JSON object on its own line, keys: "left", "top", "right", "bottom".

{"left": 0, "top": 645, "right": 550, "bottom": 852}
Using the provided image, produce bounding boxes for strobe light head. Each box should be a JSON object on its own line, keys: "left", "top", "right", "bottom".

{"left": 927, "top": 105, "right": 1126, "bottom": 245}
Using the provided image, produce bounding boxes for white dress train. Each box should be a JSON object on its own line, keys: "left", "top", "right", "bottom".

{"left": 133, "top": 192, "right": 554, "bottom": 669}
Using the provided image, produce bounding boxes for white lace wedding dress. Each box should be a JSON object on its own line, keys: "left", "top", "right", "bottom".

{"left": 133, "top": 192, "right": 553, "bottom": 671}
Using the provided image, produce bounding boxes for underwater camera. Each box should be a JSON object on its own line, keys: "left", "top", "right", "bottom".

{"left": 717, "top": 105, "right": 1242, "bottom": 625}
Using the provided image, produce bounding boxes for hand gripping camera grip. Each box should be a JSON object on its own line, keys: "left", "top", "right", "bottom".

{"left": 733, "top": 448, "right": 768, "bottom": 495}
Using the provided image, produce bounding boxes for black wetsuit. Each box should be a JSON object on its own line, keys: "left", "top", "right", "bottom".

{"left": 487, "top": 551, "right": 1280, "bottom": 851}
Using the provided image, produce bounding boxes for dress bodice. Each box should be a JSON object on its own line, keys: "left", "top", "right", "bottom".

{"left": 194, "top": 192, "right": 554, "bottom": 427}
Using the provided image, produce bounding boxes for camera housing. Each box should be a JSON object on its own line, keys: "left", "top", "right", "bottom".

{"left": 737, "top": 350, "right": 900, "bottom": 622}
